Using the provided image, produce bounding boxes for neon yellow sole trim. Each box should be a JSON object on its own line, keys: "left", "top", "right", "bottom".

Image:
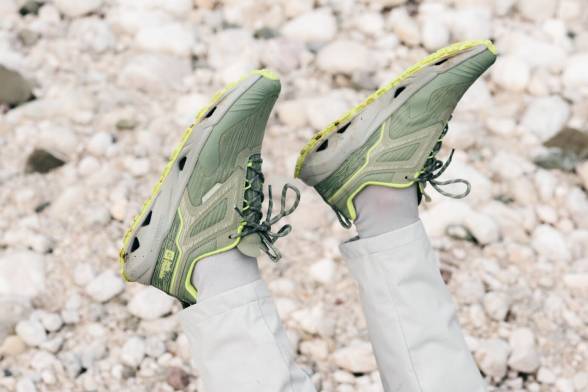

{"left": 119, "top": 69, "right": 279, "bottom": 281}
{"left": 293, "top": 39, "right": 496, "bottom": 179}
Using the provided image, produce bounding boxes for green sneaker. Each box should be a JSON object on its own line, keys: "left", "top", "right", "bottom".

{"left": 120, "top": 70, "right": 300, "bottom": 305}
{"left": 294, "top": 40, "right": 497, "bottom": 227}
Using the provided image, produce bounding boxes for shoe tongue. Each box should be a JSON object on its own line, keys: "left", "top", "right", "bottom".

{"left": 243, "top": 154, "right": 263, "bottom": 221}
{"left": 237, "top": 233, "right": 262, "bottom": 257}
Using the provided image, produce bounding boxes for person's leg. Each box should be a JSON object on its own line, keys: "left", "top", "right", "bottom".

{"left": 340, "top": 185, "right": 485, "bottom": 392}
{"left": 179, "top": 249, "right": 316, "bottom": 392}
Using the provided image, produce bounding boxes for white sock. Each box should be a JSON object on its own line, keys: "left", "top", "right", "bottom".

{"left": 192, "top": 248, "right": 261, "bottom": 301}
{"left": 354, "top": 185, "right": 419, "bottom": 238}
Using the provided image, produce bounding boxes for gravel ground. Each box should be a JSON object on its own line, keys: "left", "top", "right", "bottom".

{"left": 1, "top": 0, "right": 587, "bottom": 391}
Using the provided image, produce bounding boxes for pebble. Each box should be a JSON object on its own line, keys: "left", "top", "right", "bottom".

{"left": 491, "top": 55, "right": 530, "bottom": 92}
{"left": 531, "top": 225, "right": 571, "bottom": 262}
{"left": 483, "top": 292, "right": 510, "bottom": 321}
{"left": 517, "top": 0, "right": 558, "bottom": 21}
{"left": 300, "top": 339, "right": 329, "bottom": 360}
{"left": 128, "top": 287, "right": 174, "bottom": 320}
{"left": 15, "top": 319, "right": 47, "bottom": 347}
{"left": 316, "top": 40, "right": 371, "bottom": 74}
{"left": 563, "top": 53, "right": 588, "bottom": 94}
{"left": 0, "top": 251, "right": 45, "bottom": 299}
{"left": 120, "top": 54, "right": 191, "bottom": 93}
{"left": 475, "top": 338, "right": 510, "bottom": 380}
{"left": 333, "top": 342, "right": 377, "bottom": 373}
{"left": 0, "top": 65, "right": 33, "bottom": 106}
{"left": 15, "top": 378, "right": 37, "bottom": 392}
{"left": 282, "top": 8, "right": 337, "bottom": 44}
{"left": 166, "top": 366, "right": 190, "bottom": 390}
{"left": 420, "top": 18, "right": 450, "bottom": 51}
{"left": 121, "top": 336, "right": 146, "bottom": 368}
{"left": 464, "top": 212, "right": 500, "bottom": 245}
{"left": 135, "top": 23, "right": 195, "bottom": 57}
{"left": 508, "top": 328, "right": 540, "bottom": 373}
{"left": 0, "top": 335, "right": 26, "bottom": 356}
{"left": 388, "top": 8, "right": 420, "bottom": 46}
{"left": 521, "top": 96, "right": 570, "bottom": 142}
{"left": 54, "top": 0, "right": 102, "bottom": 18}
{"left": 309, "top": 258, "right": 336, "bottom": 285}
{"left": 85, "top": 271, "right": 125, "bottom": 303}
{"left": 537, "top": 367, "right": 556, "bottom": 384}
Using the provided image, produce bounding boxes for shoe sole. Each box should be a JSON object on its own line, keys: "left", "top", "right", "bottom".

{"left": 293, "top": 39, "right": 496, "bottom": 179}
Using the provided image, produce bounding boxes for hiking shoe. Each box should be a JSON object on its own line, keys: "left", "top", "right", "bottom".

{"left": 294, "top": 40, "right": 496, "bottom": 227}
{"left": 120, "top": 70, "right": 300, "bottom": 305}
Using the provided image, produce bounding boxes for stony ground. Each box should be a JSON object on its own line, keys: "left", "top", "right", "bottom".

{"left": 1, "top": 0, "right": 588, "bottom": 391}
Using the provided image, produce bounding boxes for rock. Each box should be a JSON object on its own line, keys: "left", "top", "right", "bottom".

{"left": 15, "top": 319, "right": 47, "bottom": 347}
{"left": 475, "top": 339, "right": 510, "bottom": 380}
{"left": 563, "top": 53, "right": 588, "bottom": 93}
{"left": 556, "top": 379, "right": 574, "bottom": 392}
{"left": 421, "top": 200, "right": 472, "bottom": 237}
{"left": 85, "top": 271, "right": 124, "bottom": 303}
{"left": 260, "top": 38, "right": 305, "bottom": 74}
{"left": 333, "top": 342, "right": 377, "bottom": 373}
{"left": 121, "top": 336, "right": 145, "bottom": 368}
{"left": 574, "top": 372, "right": 588, "bottom": 391}
{"left": 37, "top": 124, "right": 79, "bottom": 158}
{"left": 175, "top": 93, "right": 209, "bottom": 126}
{"left": 25, "top": 149, "right": 66, "bottom": 174}
{"left": 15, "top": 378, "right": 36, "bottom": 392}
{"left": 420, "top": 18, "right": 450, "bottom": 51}
{"left": 483, "top": 292, "right": 510, "bottom": 321}
{"left": 0, "top": 251, "right": 45, "bottom": 298}
{"left": 517, "top": 0, "right": 558, "bottom": 21}
{"left": 0, "top": 335, "right": 26, "bottom": 356}
{"left": 452, "top": 272, "right": 485, "bottom": 304}
{"left": 388, "top": 8, "right": 420, "bottom": 46}
{"left": 69, "top": 17, "right": 115, "bottom": 54}
{"left": 305, "top": 94, "right": 348, "bottom": 130}
{"left": 577, "top": 161, "right": 588, "bottom": 190}
{"left": 309, "top": 258, "right": 336, "bottom": 285}
{"left": 135, "top": 23, "right": 195, "bottom": 57}
{"left": 128, "top": 287, "right": 174, "bottom": 320}
{"left": 0, "top": 65, "right": 33, "bottom": 106}
{"left": 207, "top": 29, "right": 259, "bottom": 82}
{"left": 167, "top": 366, "right": 190, "bottom": 390}
{"left": 521, "top": 96, "right": 570, "bottom": 142}
{"left": 282, "top": 8, "right": 337, "bottom": 44}
{"left": 491, "top": 55, "right": 530, "bottom": 92}
{"left": 120, "top": 54, "right": 191, "bottom": 93}
{"left": 316, "top": 40, "right": 371, "bottom": 74}
{"left": 531, "top": 225, "right": 571, "bottom": 262}
{"left": 54, "top": 0, "right": 102, "bottom": 17}
{"left": 38, "top": 312, "right": 62, "bottom": 332}
{"left": 291, "top": 304, "right": 334, "bottom": 337}
{"left": 508, "top": 328, "right": 540, "bottom": 373}
{"left": 537, "top": 367, "right": 556, "bottom": 384}
{"left": 300, "top": 339, "right": 329, "bottom": 360}
{"left": 73, "top": 263, "right": 95, "bottom": 287}
{"left": 145, "top": 336, "right": 165, "bottom": 358}
{"left": 563, "top": 273, "right": 588, "bottom": 290}
{"left": 86, "top": 132, "right": 114, "bottom": 156}
{"left": 276, "top": 99, "right": 307, "bottom": 128}
{"left": 355, "top": 12, "right": 384, "bottom": 36}
{"left": 449, "top": 7, "right": 492, "bottom": 41}
{"left": 464, "top": 212, "right": 500, "bottom": 245}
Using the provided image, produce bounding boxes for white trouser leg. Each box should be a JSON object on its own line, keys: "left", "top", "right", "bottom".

{"left": 340, "top": 221, "right": 486, "bottom": 392}
{"left": 179, "top": 279, "right": 316, "bottom": 392}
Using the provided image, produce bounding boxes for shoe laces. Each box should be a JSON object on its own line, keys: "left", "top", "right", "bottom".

{"left": 413, "top": 118, "right": 471, "bottom": 202}
{"left": 229, "top": 155, "right": 301, "bottom": 261}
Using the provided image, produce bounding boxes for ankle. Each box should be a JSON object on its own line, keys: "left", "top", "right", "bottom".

{"left": 354, "top": 185, "right": 419, "bottom": 238}
{"left": 192, "top": 248, "right": 261, "bottom": 301}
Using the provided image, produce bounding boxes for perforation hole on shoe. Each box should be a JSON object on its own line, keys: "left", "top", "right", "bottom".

{"left": 131, "top": 237, "right": 140, "bottom": 252}
{"left": 394, "top": 86, "right": 406, "bottom": 98}
{"left": 178, "top": 156, "right": 187, "bottom": 171}
{"left": 337, "top": 122, "right": 351, "bottom": 134}
{"left": 205, "top": 106, "right": 217, "bottom": 118}
{"left": 435, "top": 58, "right": 449, "bottom": 66}
{"left": 141, "top": 211, "right": 152, "bottom": 227}
{"left": 317, "top": 139, "right": 329, "bottom": 151}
